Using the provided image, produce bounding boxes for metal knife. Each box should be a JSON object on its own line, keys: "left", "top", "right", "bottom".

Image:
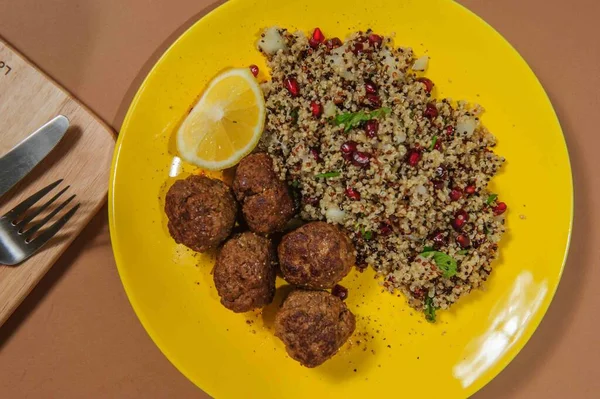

{"left": 0, "top": 115, "right": 69, "bottom": 198}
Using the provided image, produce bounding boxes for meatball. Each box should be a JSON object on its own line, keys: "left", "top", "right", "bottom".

{"left": 233, "top": 153, "right": 296, "bottom": 234}
{"left": 164, "top": 175, "right": 237, "bottom": 253}
{"left": 275, "top": 290, "right": 355, "bottom": 367}
{"left": 213, "top": 232, "right": 276, "bottom": 312}
{"left": 278, "top": 222, "right": 355, "bottom": 289}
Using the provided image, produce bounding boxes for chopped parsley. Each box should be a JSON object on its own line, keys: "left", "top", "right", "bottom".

{"left": 425, "top": 296, "right": 437, "bottom": 323}
{"left": 420, "top": 250, "right": 458, "bottom": 278}
{"left": 429, "top": 135, "right": 438, "bottom": 151}
{"left": 486, "top": 193, "right": 498, "bottom": 205}
{"left": 360, "top": 226, "right": 373, "bottom": 241}
{"left": 333, "top": 107, "right": 391, "bottom": 132}
{"left": 457, "top": 249, "right": 469, "bottom": 255}
{"left": 315, "top": 171, "right": 340, "bottom": 179}
{"left": 290, "top": 108, "right": 299, "bottom": 124}
{"left": 290, "top": 180, "right": 300, "bottom": 188}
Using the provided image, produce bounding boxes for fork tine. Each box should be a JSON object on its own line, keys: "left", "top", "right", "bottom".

{"left": 22, "top": 194, "right": 76, "bottom": 239}
{"left": 4, "top": 179, "right": 63, "bottom": 221}
{"left": 16, "top": 185, "right": 70, "bottom": 229}
{"left": 26, "top": 203, "right": 80, "bottom": 253}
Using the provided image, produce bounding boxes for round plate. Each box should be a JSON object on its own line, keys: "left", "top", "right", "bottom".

{"left": 109, "top": 0, "right": 573, "bottom": 397}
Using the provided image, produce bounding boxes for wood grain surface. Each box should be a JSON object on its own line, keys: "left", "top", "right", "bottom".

{"left": 0, "top": 39, "right": 115, "bottom": 327}
{"left": 0, "top": 1, "right": 598, "bottom": 398}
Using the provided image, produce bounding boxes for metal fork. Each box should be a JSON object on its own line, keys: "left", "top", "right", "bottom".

{"left": 0, "top": 179, "right": 80, "bottom": 265}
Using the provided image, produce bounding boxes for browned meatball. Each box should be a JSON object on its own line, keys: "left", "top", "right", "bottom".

{"left": 213, "top": 232, "right": 276, "bottom": 312}
{"left": 164, "top": 175, "right": 237, "bottom": 253}
{"left": 278, "top": 222, "right": 355, "bottom": 289}
{"left": 275, "top": 290, "right": 355, "bottom": 368}
{"left": 233, "top": 153, "right": 296, "bottom": 234}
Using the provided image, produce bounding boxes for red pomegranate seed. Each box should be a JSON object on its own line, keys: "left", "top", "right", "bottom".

{"left": 465, "top": 185, "right": 476, "bottom": 195}
{"left": 325, "top": 37, "right": 343, "bottom": 50}
{"left": 368, "top": 34, "right": 383, "bottom": 48}
{"left": 345, "top": 187, "right": 361, "bottom": 200}
{"left": 456, "top": 234, "right": 471, "bottom": 249}
{"left": 249, "top": 64, "right": 259, "bottom": 77}
{"left": 365, "top": 80, "right": 378, "bottom": 94}
{"left": 434, "top": 140, "right": 443, "bottom": 151}
{"left": 430, "top": 230, "right": 447, "bottom": 249}
{"left": 449, "top": 187, "right": 462, "bottom": 201}
{"left": 310, "top": 147, "right": 321, "bottom": 162}
{"left": 284, "top": 77, "right": 300, "bottom": 97}
{"left": 424, "top": 103, "right": 438, "bottom": 119}
{"left": 351, "top": 151, "right": 371, "bottom": 168}
{"left": 432, "top": 179, "right": 445, "bottom": 190}
{"left": 416, "top": 77, "right": 435, "bottom": 93}
{"left": 310, "top": 101, "right": 322, "bottom": 117}
{"left": 309, "top": 27, "right": 325, "bottom": 48}
{"left": 407, "top": 150, "right": 421, "bottom": 167}
{"left": 452, "top": 209, "right": 469, "bottom": 231}
{"left": 445, "top": 125, "right": 455, "bottom": 136}
{"left": 303, "top": 196, "right": 320, "bottom": 206}
{"left": 352, "top": 41, "right": 372, "bottom": 55}
{"left": 493, "top": 202, "right": 507, "bottom": 215}
{"left": 366, "top": 94, "right": 381, "bottom": 107}
{"left": 379, "top": 223, "right": 393, "bottom": 236}
{"left": 341, "top": 140, "right": 358, "bottom": 155}
{"left": 365, "top": 120, "right": 379, "bottom": 138}
{"left": 332, "top": 284, "right": 348, "bottom": 300}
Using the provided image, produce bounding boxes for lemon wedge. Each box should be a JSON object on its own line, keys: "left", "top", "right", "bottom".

{"left": 177, "top": 68, "right": 265, "bottom": 170}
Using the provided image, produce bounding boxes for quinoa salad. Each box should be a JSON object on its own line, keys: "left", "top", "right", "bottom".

{"left": 256, "top": 27, "right": 507, "bottom": 321}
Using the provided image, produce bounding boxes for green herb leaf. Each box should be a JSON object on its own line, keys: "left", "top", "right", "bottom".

{"left": 359, "top": 226, "right": 373, "bottom": 241}
{"left": 419, "top": 250, "right": 458, "bottom": 278}
{"left": 315, "top": 171, "right": 341, "bottom": 179}
{"left": 290, "top": 180, "right": 300, "bottom": 188}
{"left": 422, "top": 246, "right": 434, "bottom": 253}
{"left": 486, "top": 194, "right": 498, "bottom": 205}
{"left": 333, "top": 107, "right": 391, "bottom": 132}
{"left": 290, "top": 108, "right": 299, "bottom": 124}
{"left": 425, "top": 297, "right": 436, "bottom": 323}
{"left": 457, "top": 249, "right": 469, "bottom": 255}
{"left": 484, "top": 226, "right": 490, "bottom": 235}
{"left": 429, "top": 135, "right": 438, "bottom": 151}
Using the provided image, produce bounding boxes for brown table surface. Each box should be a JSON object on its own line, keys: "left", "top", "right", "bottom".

{"left": 0, "top": 0, "right": 598, "bottom": 397}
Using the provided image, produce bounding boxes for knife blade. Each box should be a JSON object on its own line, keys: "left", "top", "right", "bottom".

{"left": 0, "top": 115, "right": 69, "bottom": 198}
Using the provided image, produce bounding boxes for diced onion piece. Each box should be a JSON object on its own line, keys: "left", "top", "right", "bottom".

{"left": 456, "top": 117, "right": 477, "bottom": 136}
{"left": 258, "top": 27, "right": 287, "bottom": 55}
{"left": 324, "top": 101, "right": 337, "bottom": 118}
{"left": 329, "top": 45, "right": 354, "bottom": 80}
{"left": 412, "top": 55, "right": 429, "bottom": 71}
{"left": 325, "top": 207, "right": 346, "bottom": 223}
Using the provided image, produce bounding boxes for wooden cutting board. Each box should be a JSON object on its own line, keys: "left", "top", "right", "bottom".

{"left": 0, "top": 38, "right": 115, "bottom": 327}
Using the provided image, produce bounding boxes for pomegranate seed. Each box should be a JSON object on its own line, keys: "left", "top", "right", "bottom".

{"left": 434, "top": 140, "right": 443, "bottom": 151}
{"left": 365, "top": 120, "right": 379, "bottom": 138}
{"left": 407, "top": 150, "right": 421, "bottom": 167}
{"left": 303, "top": 196, "right": 320, "bottom": 206}
{"left": 493, "top": 202, "right": 507, "bottom": 215}
{"left": 345, "top": 187, "right": 361, "bottom": 200}
{"left": 432, "top": 179, "right": 445, "bottom": 190}
{"left": 379, "top": 222, "right": 393, "bottom": 236}
{"left": 341, "top": 140, "right": 358, "bottom": 154}
{"left": 351, "top": 151, "right": 371, "bottom": 168}
{"left": 309, "top": 27, "right": 325, "bottom": 48}
{"left": 452, "top": 209, "right": 469, "bottom": 231}
{"left": 284, "top": 77, "right": 300, "bottom": 97}
{"left": 310, "top": 101, "right": 322, "bottom": 117}
{"left": 445, "top": 125, "right": 455, "bottom": 136}
{"left": 430, "top": 230, "right": 447, "bottom": 249}
{"left": 352, "top": 42, "right": 371, "bottom": 55}
{"left": 416, "top": 77, "right": 435, "bottom": 93}
{"left": 332, "top": 284, "right": 348, "bottom": 300}
{"left": 366, "top": 94, "right": 381, "bottom": 108}
{"left": 368, "top": 34, "right": 383, "bottom": 48}
{"left": 456, "top": 234, "right": 471, "bottom": 248}
{"left": 465, "top": 185, "right": 476, "bottom": 195}
{"left": 365, "top": 80, "right": 378, "bottom": 94}
{"left": 310, "top": 147, "right": 321, "bottom": 162}
{"left": 325, "top": 37, "right": 343, "bottom": 50}
{"left": 424, "top": 103, "right": 438, "bottom": 119}
{"left": 249, "top": 64, "right": 259, "bottom": 77}
{"left": 449, "top": 187, "right": 462, "bottom": 201}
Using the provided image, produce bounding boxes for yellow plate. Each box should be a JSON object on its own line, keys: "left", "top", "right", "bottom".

{"left": 109, "top": 0, "right": 573, "bottom": 397}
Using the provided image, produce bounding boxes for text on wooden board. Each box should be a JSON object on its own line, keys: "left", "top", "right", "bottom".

{"left": 0, "top": 61, "right": 12, "bottom": 76}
